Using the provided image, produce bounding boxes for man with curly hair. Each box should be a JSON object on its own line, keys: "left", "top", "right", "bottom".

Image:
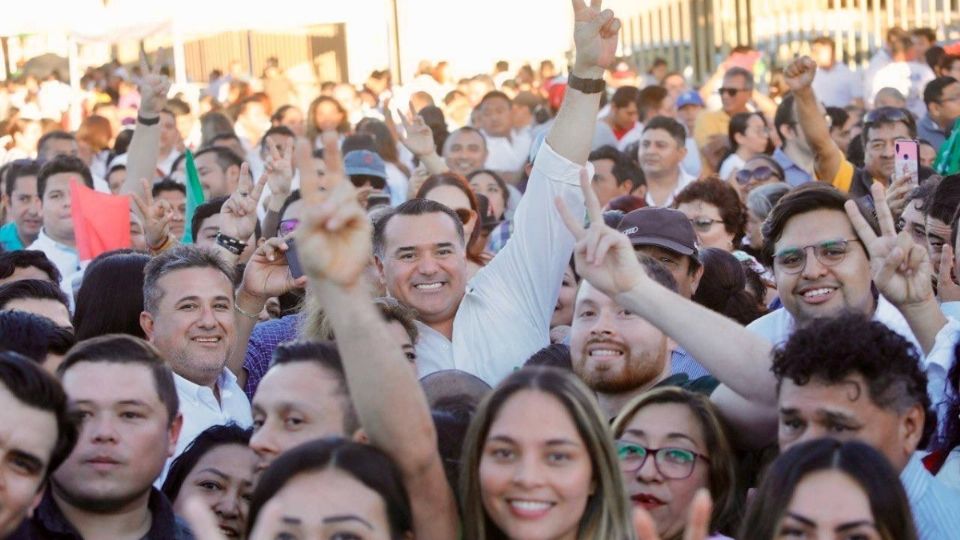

{"left": 772, "top": 312, "right": 959, "bottom": 540}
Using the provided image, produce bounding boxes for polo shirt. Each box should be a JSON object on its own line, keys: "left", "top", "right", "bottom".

{"left": 772, "top": 147, "right": 814, "bottom": 187}
{"left": 0, "top": 221, "right": 24, "bottom": 251}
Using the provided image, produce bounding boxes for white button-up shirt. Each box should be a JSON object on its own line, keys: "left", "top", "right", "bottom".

{"left": 27, "top": 228, "right": 81, "bottom": 303}
{"left": 155, "top": 368, "right": 252, "bottom": 485}
{"left": 414, "top": 142, "right": 586, "bottom": 386}
{"left": 644, "top": 167, "right": 696, "bottom": 208}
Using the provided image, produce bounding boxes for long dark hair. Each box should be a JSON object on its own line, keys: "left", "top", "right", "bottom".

{"left": 247, "top": 437, "right": 412, "bottom": 539}
{"left": 73, "top": 250, "right": 150, "bottom": 340}
{"left": 739, "top": 439, "right": 917, "bottom": 540}
{"left": 161, "top": 424, "right": 252, "bottom": 503}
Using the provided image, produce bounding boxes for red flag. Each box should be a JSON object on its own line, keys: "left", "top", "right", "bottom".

{"left": 69, "top": 181, "right": 131, "bottom": 262}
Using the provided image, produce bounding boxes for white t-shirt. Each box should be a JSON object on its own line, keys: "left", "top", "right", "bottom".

{"left": 812, "top": 63, "right": 864, "bottom": 108}
{"left": 717, "top": 153, "right": 746, "bottom": 181}
{"left": 869, "top": 61, "right": 935, "bottom": 118}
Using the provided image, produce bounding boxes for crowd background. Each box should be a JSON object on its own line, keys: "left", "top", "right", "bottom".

{"left": 1, "top": 0, "right": 960, "bottom": 539}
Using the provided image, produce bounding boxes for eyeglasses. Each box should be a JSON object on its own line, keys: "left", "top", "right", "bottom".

{"left": 773, "top": 238, "right": 861, "bottom": 274}
{"left": 350, "top": 174, "right": 386, "bottom": 190}
{"left": 735, "top": 166, "right": 781, "bottom": 186}
{"left": 689, "top": 217, "right": 724, "bottom": 232}
{"left": 615, "top": 441, "right": 710, "bottom": 480}
{"left": 718, "top": 87, "right": 747, "bottom": 97}
{"left": 278, "top": 219, "right": 299, "bottom": 237}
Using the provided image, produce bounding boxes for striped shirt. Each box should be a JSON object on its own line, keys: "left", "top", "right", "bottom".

{"left": 900, "top": 452, "right": 960, "bottom": 540}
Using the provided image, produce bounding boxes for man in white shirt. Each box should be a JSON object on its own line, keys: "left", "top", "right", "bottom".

{"left": 637, "top": 116, "right": 695, "bottom": 207}
{"left": 477, "top": 91, "right": 531, "bottom": 182}
{"left": 810, "top": 36, "right": 864, "bottom": 108}
{"left": 370, "top": 4, "right": 619, "bottom": 385}
{"left": 139, "top": 246, "right": 252, "bottom": 465}
{"left": 869, "top": 30, "right": 935, "bottom": 117}
{"left": 27, "top": 156, "right": 93, "bottom": 295}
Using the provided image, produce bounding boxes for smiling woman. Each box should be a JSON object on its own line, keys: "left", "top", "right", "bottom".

{"left": 459, "top": 367, "right": 635, "bottom": 540}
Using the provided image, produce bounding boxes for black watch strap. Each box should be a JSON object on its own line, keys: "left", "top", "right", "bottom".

{"left": 137, "top": 114, "right": 160, "bottom": 126}
{"left": 567, "top": 72, "right": 606, "bottom": 94}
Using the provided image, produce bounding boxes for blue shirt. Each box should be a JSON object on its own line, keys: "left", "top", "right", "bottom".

{"left": 900, "top": 452, "right": 960, "bottom": 540}
{"left": 670, "top": 346, "right": 711, "bottom": 380}
{"left": 917, "top": 114, "right": 948, "bottom": 152}
{"left": 772, "top": 147, "right": 814, "bottom": 187}
{"left": 243, "top": 313, "right": 301, "bottom": 399}
{"left": 0, "top": 222, "right": 24, "bottom": 251}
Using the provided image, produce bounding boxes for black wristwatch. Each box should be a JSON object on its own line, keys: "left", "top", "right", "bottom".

{"left": 216, "top": 232, "right": 247, "bottom": 255}
{"left": 567, "top": 72, "right": 606, "bottom": 94}
{"left": 137, "top": 114, "right": 160, "bottom": 126}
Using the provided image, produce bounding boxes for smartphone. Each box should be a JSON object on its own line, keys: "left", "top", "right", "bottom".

{"left": 894, "top": 139, "right": 920, "bottom": 183}
{"left": 285, "top": 237, "right": 305, "bottom": 279}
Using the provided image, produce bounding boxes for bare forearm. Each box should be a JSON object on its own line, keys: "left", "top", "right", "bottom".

{"left": 312, "top": 280, "right": 458, "bottom": 539}
{"left": 546, "top": 66, "right": 603, "bottom": 165}
{"left": 419, "top": 152, "right": 449, "bottom": 175}
{"left": 123, "top": 122, "right": 160, "bottom": 198}
{"left": 794, "top": 87, "right": 841, "bottom": 163}
{"left": 232, "top": 289, "right": 266, "bottom": 389}
{"left": 615, "top": 281, "right": 776, "bottom": 405}
{"left": 900, "top": 299, "right": 948, "bottom": 355}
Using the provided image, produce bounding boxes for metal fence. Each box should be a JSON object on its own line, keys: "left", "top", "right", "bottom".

{"left": 619, "top": 0, "right": 960, "bottom": 83}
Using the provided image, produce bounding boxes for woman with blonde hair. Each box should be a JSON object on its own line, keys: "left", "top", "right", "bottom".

{"left": 460, "top": 366, "right": 636, "bottom": 540}
{"left": 612, "top": 387, "right": 739, "bottom": 540}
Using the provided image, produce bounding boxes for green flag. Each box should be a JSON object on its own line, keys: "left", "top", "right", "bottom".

{"left": 181, "top": 149, "right": 205, "bottom": 244}
{"left": 934, "top": 118, "right": 960, "bottom": 177}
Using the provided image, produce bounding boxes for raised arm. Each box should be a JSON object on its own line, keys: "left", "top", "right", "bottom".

{"left": 547, "top": 0, "right": 621, "bottom": 164}
{"left": 295, "top": 133, "right": 458, "bottom": 540}
{"left": 122, "top": 58, "right": 169, "bottom": 199}
{"left": 784, "top": 57, "right": 844, "bottom": 184}
{"left": 398, "top": 106, "right": 449, "bottom": 175}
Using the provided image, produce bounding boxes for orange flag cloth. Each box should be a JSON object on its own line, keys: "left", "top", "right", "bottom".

{"left": 69, "top": 180, "right": 131, "bottom": 262}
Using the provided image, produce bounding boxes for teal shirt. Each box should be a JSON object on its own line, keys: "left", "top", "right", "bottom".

{"left": 0, "top": 222, "right": 23, "bottom": 251}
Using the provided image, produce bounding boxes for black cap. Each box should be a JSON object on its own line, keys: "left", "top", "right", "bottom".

{"left": 617, "top": 207, "right": 699, "bottom": 260}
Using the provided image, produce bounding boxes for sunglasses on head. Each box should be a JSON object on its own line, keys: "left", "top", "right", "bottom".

{"left": 735, "top": 166, "right": 781, "bottom": 186}
{"left": 863, "top": 107, "right": 912, "bottom": 126}
{"left": 350, "top": 174, "right": 386, "bottom": 191}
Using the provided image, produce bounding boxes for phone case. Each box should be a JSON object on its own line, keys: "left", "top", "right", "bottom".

{"left": 895, "top": 140, "right": 920, "bottom": 180}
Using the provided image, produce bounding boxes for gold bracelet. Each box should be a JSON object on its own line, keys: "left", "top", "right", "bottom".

{"left": 234, "top": 301, "right": 260, "bottom": 320}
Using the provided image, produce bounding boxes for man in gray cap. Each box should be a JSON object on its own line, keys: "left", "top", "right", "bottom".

{"left": 616, "top": 207, "right": 703, "bottom": 298}
{"left": 615, "top": 207, "right": 710, "bottom": 380}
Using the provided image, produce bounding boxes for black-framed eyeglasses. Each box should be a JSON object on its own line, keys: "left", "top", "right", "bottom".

{"left": 718, "top": 87, "right": 746, "bottom": 97}
{"left": 773, "top": 238, "right": 861, "bottom": 274}
{"left": 689, "top": 217, "right": 724, "bottom": 232}
{"left": 615, "top": 441, "right": 710, "bottom": 480}
{"left": 735, "top": 166, "right": 781, "bottom": 186}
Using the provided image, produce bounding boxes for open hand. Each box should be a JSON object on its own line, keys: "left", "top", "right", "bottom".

{"left": 783, "top": 56, "right": 817, "bottom": 93}
{"left": 572, "top": 0, "right": 622, "bottom": 75}
{"left": 556, "top": 168, "right": 646, "bottom": 297}
{"left": 845, "top": 182, "right": 935, "bottom": 309}
{"left": 219, "top": 163, "right": 267, "bottom": 242}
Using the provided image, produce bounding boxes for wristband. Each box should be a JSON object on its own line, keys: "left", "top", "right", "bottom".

{"left": 567, "top": 73, "right": 606, "bottom": 94}
{"left": 234, "top": 301, "right": 260, "bottom": 320}
{"left": 137, "top": 114, "right": 160, "bottom": 126}
{"left": 216, "top": 232, "right": 247, "bottom": 255}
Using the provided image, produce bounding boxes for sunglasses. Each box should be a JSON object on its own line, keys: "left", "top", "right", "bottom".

{"left": 735, "top": 166, "right": 781, "bottom": 186}
{"left": 719, "top": 87, "right": 747, "bottom": 97}
{"left": 863, "top": 107, "right": 912, "bottom": 126}
{"left": 279, "top": 218, "right": 299, "bottom": 237}
{"left": 689, "top": 217, "right": 723, "bottom": 232}
{"left": 350, "top": 174, "right": 386, "bottom": 191}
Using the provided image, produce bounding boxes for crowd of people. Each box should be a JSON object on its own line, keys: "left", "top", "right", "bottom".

{"left": 1, "top": 0, "right": 960, "bottom": 538}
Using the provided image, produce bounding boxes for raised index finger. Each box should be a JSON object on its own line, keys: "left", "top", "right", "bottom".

{"left": 321, "top": 130, "right": 344, "bottom": 186}
{"left": 237, "top": 162, "right": 253, "bottom": 192}
{"left": 843, "top": 199, "right": 879, "bottom": 246}
{"left": 870, "top": 181, "right": 897, "bottom": 237}
{"left": 579, "top": 167, "right": 603, "bottom": 226}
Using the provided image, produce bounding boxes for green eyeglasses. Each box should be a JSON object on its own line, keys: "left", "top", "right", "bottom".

{"left": 773, "top": 238, "right": 861, "bottom": 274}
{"left": 615, "top": 441, "right": 710, "bottom": 480}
